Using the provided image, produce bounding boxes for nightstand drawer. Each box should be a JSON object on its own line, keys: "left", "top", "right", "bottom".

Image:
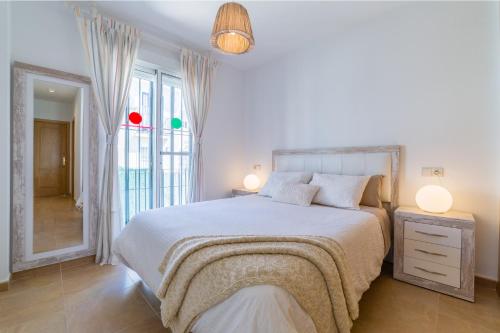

{"left": 404, "top": 239, "right": 461, "bottom": 268}
{"left": 405, "top": 221, "right": 461, "bottom": 248}
{"left": 403, "top": 256, "right": 460, "bottom": 288}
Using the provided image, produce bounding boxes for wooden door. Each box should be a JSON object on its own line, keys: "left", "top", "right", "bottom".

{"left": 34, "top": 119, "right": 70, "bottom": 197}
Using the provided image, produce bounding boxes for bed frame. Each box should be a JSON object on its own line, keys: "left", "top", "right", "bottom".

{"left": 272, "top": 145, "right": 401, "bottom": 216}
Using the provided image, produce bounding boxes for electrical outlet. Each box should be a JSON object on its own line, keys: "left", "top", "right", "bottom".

{"left": 421, "top": 167, "right": 444, "bottom": 177}
{"left": 253, "top": 164, "right": 262, "bottom": 171}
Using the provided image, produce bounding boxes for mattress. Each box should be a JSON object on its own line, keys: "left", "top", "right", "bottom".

{"left": 113, "top": 195, "right": 390, "bottom": 333}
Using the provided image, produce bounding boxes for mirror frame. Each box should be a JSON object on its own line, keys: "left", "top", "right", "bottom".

{"left": 12, "top": 62, "right": 99, "bottom": 272}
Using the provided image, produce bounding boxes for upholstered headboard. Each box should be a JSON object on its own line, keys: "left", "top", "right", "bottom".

{"left": 272, "top": 145, "right": 401, "bottom": 212}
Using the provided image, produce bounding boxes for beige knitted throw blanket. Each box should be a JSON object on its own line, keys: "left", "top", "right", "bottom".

{"left": 156, "top": 235, "right": 359, "bottom": 333}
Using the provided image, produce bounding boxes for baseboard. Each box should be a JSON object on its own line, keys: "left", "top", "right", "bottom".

{"left": 474, "top": 275, "right": 497, "bottom": 289}
{"left": 0, "top": 276, "right": 10, "bottom": 292}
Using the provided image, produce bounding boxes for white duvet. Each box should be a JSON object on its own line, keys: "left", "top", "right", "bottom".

{"left": 113, "top": 195, "right": 389, "bottom": 333}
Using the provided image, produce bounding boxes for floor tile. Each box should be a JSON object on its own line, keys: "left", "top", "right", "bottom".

{"left": 61, "top": 263, "right": 134, "bottom": 296}
{"left": 438, "top": 286, "right": 500, "bottom": 332}
{"left": 62, "top": 264, "right": 146, "bottom": 333}
{"left": 0, "top": 282, "right": 64, "bottom": 329}
{"left": 0, "top": 311, "right": 66, "bottom": 333}
{"left": 353, "top": 274, "right": 439, "bottom": 331}
{"left": 64, "top": 285, "right": 158, "bottom": 333}
{"left": 115, "top": 317, "right": 169, "bottom": 333}
{"left": 436, "top": 313, "right": 498, "bottom": 333}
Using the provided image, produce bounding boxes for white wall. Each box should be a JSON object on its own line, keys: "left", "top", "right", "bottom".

{"left": 204, "top": 63, "right": 246, "bottom": 199}
{"left": 0, "top": 2, "right": 11, "bottom": 283}
{"left": 138, "top": 38, "right": 181, "bottom": 76}
{"left": 34, "top": 98, "right": 74, "bottom": 122}
{"left": 11, "top": 2, "right": 88, "bottom": 77}
{"left": 243, "top": 2, "right": 500, "bottom": 279}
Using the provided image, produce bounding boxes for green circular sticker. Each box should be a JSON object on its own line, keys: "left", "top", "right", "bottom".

{"left": 171, "top": 117, "right": 182, "bottom": 129}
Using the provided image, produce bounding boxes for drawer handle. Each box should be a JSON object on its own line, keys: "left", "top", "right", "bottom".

{"left": 414, "top": 266, "right": 447, "bottom": 277}
{"left": 414, "top": 249, "right": 448, "bottom": 257}
{"left": 415, "top": 230, "right": 448, "bottom": 238}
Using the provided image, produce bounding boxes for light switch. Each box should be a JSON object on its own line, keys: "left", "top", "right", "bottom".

{"left": 421, "top": 167, "right": 444, "bottom": 177}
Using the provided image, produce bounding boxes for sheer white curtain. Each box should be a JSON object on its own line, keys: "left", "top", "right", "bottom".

{"left": 77, "top": 14, "right": 140, "bottom": 264}
{"left": 181, "top": 49, "right": 217, "bottom": 203}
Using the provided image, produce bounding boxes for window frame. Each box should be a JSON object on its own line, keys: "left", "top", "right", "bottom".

{"left": 120, "top": 63, "right": 191, "bottom": 223}
{"left": 159, "top": 73, "right": 192, "bottom": 207}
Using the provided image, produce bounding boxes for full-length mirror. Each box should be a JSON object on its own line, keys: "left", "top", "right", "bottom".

{"left": 12, "top": 63, "right": 98, "bottom": 272}
{"left": 32, "top": 79, "right": 84, "bottom": 253}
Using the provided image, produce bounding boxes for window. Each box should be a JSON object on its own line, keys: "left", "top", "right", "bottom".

{"left": 118, "top": 67, "right": 191, "bottom": 223}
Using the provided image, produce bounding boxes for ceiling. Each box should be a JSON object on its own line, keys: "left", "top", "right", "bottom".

{"left": 34, "top": 79, "right": 79, "bottom": 103}
{"left": 93, "top": 1, "right": 404, "bottom": 71}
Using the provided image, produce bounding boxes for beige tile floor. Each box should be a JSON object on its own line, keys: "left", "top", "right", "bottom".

{"left": 34, "top": 196, "right": 83, "bottom": 253}
{"left": 0, "top": 258, "right": 498, "bottom": 333}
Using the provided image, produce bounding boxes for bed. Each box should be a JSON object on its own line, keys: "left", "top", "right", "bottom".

{"left": 113, "top": 145, "right": 400, "bottom": 333}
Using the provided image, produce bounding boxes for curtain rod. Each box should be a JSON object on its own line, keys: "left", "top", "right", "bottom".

{"left": 67, "top": 2, "right": 184, "bottom": 53}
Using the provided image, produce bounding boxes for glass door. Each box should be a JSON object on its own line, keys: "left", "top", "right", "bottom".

{"left": 118, "top": 70, "right": 156, "bottom": 223}
{"left": 159, "top": 74, "right": 192, "bottom": 207}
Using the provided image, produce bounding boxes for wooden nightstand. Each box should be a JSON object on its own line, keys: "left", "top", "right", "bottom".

{"left": 232, "top": 188, "right": 259, "bottom": 197}
{"left": 394, "top": 206, "right": 475, "bottom": 302}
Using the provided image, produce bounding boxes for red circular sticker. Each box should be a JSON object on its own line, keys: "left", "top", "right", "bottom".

{"left": 128, "top": 112, "right": 142, "bottom": 124}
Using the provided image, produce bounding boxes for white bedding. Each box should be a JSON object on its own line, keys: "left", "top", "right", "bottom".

{"left": 113, "top": 195, "right": 389, "bottom": 333}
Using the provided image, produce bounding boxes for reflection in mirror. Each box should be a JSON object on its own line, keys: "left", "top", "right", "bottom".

{"left": 33, "top": 78, "right": 84, "bottom": 253}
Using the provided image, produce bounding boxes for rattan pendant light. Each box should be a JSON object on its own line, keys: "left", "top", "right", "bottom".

{"left": 210, "top": 2, "right": 254, "bottom": 54}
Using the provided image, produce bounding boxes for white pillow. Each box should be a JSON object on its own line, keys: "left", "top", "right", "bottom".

{"left": 259, "top": 171, "right": 313, "bottom": 197}
{"left": 310, "top": 173, "right": 370, "bottom": 210}
{"left": 272, "top": 183, "right": 320, "bottom": 207}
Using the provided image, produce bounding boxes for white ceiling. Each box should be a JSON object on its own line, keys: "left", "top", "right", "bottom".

{"left": 93, "top": 1, "right": 405, "bottom": 71}
{"left": 34, "top": 79, "right": 79, "bottom": 103}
